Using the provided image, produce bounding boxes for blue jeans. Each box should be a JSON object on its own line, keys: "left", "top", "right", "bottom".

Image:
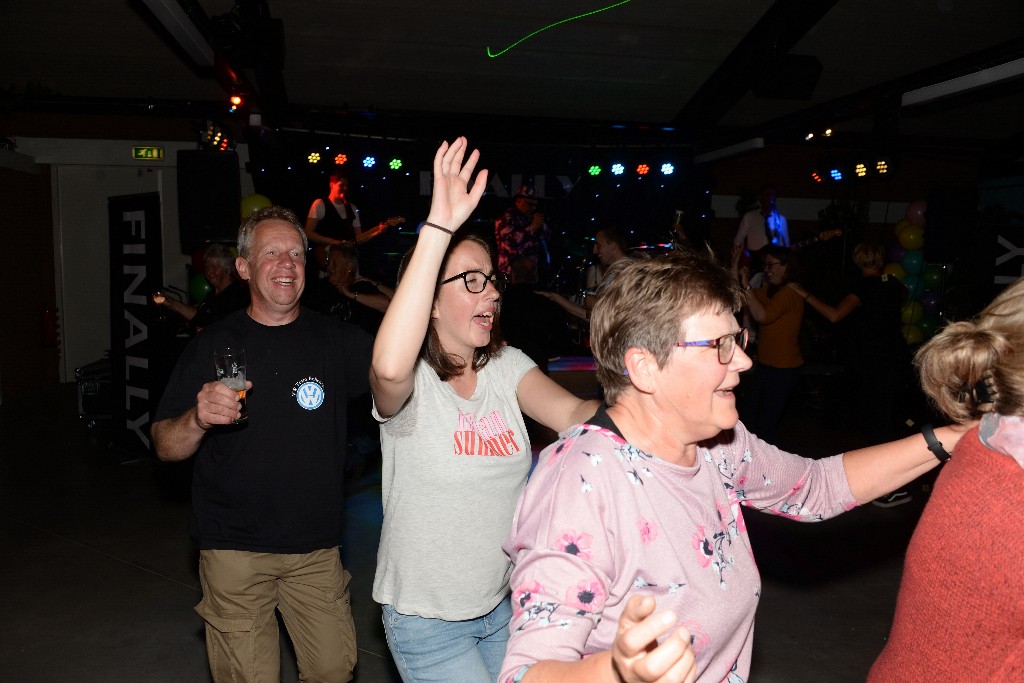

{"left": 381, "top": 598, "right": 512, "bottom": 682}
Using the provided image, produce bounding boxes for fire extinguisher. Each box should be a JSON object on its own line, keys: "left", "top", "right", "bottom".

{"left": 41, "top": 304, "right": 60, "bottom": 348}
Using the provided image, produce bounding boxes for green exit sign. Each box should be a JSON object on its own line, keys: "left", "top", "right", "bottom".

{"left": 131, "top": 146, "right": 165, "bottom": 161}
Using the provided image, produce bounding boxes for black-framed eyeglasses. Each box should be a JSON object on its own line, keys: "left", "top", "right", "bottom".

{"left": 440, "top": 270, "right": 507, "bottom": 294}
{"left": 673, "top": 329, "right": 748, "bottom": 364}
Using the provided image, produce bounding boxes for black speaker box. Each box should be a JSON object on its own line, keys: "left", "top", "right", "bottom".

{"left": 177, "top": 150, "right": 241, "bottom": 254}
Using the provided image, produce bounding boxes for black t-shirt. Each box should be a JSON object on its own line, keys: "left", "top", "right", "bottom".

{"left": 154, "top": 307, "right": 373, "bottom": 553}
{"left": 845, "top": 274, "right": 907, "bottom": 364}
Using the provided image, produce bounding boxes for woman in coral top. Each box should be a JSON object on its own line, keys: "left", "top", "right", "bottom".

{"left": 869, "top": 276, "right": 1024, "bottom": 681}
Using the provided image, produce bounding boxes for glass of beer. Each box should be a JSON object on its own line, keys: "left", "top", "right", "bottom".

{"left": 214, "top": 347, "right": 247, "bottom": 423}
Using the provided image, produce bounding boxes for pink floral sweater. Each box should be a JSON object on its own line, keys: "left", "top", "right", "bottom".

{"left": 500, "top": 411, "right": 857, "bottom": 683}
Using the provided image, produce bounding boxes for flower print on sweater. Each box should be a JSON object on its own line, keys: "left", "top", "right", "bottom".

{"left": 555, "top": 530, "right": 593, "bottom": 560}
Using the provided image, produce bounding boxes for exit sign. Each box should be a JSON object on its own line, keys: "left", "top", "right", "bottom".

{"left": 131, "top": 146, "right": 165, "bottom": 161}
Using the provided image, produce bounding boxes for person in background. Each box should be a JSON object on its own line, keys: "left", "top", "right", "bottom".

{"left": 370, "top": 138, "right": 598, "bottom": 682}
{"left": 499, "top": 251, "right": 970, "bottom": 683}
{"left": 151, "top": 207, "right": 371, "bottom": 683}
{"left": 312, "top": 242, "right": 394, "bottom": 336}
{"left": 869, "top": 276, "right": 1024, "bottom": 682}
{"left": 537, "top": 226, "right": 631, "bottom": 323}
{"left": 495, "top": 185, "right": 550, "bottom": 277}
{"left": 155, "top": 243, "right": 249, "bottom": 334}
{"left": 733, "top": 245, "right": 804, "bottom": 446}
{"left": 788, "top": 242, "right": 912, "bottom": 506}
{"left": 733, "top": 185, "right": 789, "bottom": 288}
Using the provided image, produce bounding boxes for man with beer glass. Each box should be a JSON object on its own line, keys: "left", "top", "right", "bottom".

{"left": 152, "top": 206, "right": 372, "bottom": 683}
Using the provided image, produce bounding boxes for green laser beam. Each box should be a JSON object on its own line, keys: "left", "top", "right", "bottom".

{"left": 486, "top": 0, "right": 633, "bottom": 58}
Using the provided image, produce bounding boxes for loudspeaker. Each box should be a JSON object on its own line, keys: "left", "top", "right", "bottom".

{"left": 177, "top": 150, "right": 241, "bottom": 253}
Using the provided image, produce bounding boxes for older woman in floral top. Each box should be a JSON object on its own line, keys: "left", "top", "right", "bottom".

{"left": 500, "top": 251, "right": 970, "bottom": 683}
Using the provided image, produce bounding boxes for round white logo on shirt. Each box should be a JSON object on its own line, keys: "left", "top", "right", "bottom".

{"left": 295, "top": 381, "right": 325, "bottom": 410}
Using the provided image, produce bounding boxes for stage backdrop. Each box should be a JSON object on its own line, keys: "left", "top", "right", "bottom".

{"left": 108, "top": 193, "right": 164, "bottom": 456}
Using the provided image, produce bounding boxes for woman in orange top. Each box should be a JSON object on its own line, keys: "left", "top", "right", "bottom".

{"left": 733, "top": 245, "right": 804, "bottom": 444}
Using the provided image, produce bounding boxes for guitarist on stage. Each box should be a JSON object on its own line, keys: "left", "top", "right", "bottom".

{"left": 305, "top": 173, "right": 402, "bottom": 271}
{"left": 733, "top": 185, "right": 789, "bottom": 287}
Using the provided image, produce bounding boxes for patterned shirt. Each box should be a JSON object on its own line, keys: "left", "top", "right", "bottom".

{"left": 495, "top": 207, "right": 550, "bottom": 275}
{"left": 500, "top": 412, "right": 856, "bottom": 683}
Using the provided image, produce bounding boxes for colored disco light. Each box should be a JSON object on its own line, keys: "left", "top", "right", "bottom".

{"left": 855, "top": 163, "right": 867, "bottom": 177}
{"left": 661, "top": 163, "right": 675, "bottom": 175}
{"left": 363, "top": 156, "right": 376, "bottom": 168}
{"left": 334, "top": 153, "right": 348, "bottom": 165}
{"left": 829, "top": 168, "right": 842, "bottom": 181}
{"left": 811, "top": 170, "right": 823, "bottom": 183}
{"left": 876, "top": 160, "right": 889, "bottom": 174}
{"left": 308, "top": 152, "right": 321, "bottom": 164}
{"left": 389, "top": 158, "right": 403, "bottom": 170}
{"left": 588, "top": 165, "right": 601, "bottom": 176}
{"left": 636, "top": 164, "right": 650, "bottom": 175}
{"left": 611, "top": 163, "right": 625, "bottom": 176}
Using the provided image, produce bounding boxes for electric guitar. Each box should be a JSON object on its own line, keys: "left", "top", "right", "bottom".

{"left": 311, "top": 216, "right": 405, "bottom": 270}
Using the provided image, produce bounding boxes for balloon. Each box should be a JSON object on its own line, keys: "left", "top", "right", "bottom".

{"left": 905, "top": 200, "right": 927, "bottom": 227}
{"left": 919, "top": 290, "right": 941, "bottom": 316}
{"left": 901, "top": 301, "right": 925, "bottom": 326}
{"left": 917, "top": 315, "right": 940, "bottom": 338}
{"left": 240, "top": 193, "right": 272, "bottom": 218}
{"left": 893, "top": 219, "right": 912, "bottom": 237}
{"left": 901, "top": 249, "right": 925, "bottom": 275}
{"left": 921, "top": 263, "right": 944, "bottom": 291}
{"left": 901, "top": 273, "right": 923, "bottom": 299}
{"left": 883, "top": 263, "right": 906, "bottom": 279}
{"left": 189, "top": 272, "right": 212, "bottom": 303}
{"left": 898, "top": 225, "right": 925, "bottom": 250}
{"left": 902, "top": 325, "right": 924, "bottom": 345}
{"left": 887, "top": 243, "right": 906, "bottom": 264}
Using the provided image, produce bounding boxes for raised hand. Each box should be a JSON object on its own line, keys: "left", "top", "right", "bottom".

{"left": 426, "top": 137, "right": 488, "bottom": 233}
{"left": 611, "top": 594, "right": 697, "bottom": 683}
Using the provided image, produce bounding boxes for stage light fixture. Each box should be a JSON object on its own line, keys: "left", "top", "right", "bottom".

{"left": 876, "top": 159, "right": 889, "bottom": 175}
{"left": 823, "top": 128, "right": 833, "bottom": 137}
{"left": 588, "top": 165, "right": 601, "bottom": 176}
{"left": 811, "top": 170, "right": 823, "bottom": 183}
{"left": 661, "top": 163, "right": 675, "bottom": 175}
{"left": 308, "top": 152, "right": 321, "bottom": 164}
{"left": 229, "top": 94, "right": 244, "bottom": 112}
{"left": 855, "top": 163, "right": 867, "bottom": 177}
{"left": 389, "top": 158, "right": 403, "bottom": 170}
{"left": 334, "top": 153, "right": 348, "bottom": 165}
{"left": 611, "top": 163, "right": 625, "bottom": 176}
{"left": 637, "top": 164, "right": 650, "bottom": 175}
{"left": 363, "top": 156, "right": 376, "bottom": 168}
{"left": 805, "top": 132, "right": 814, "bottom": 141}
{"left": 829, "top": 168, "right": 842, "bottom": 181}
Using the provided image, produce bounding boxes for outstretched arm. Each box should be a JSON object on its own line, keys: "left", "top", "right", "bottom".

{"left": 842, "top": 424, "right": 972, "bottom": 503}
{"left": 789, "top": 284, "right": 860, "bottom": 323}
{"left": 370, "top": 138, "right": 488, "bottom": 417}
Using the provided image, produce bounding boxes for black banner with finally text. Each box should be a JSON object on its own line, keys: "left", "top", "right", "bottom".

{"left": 108, "top": 193, "right": 163, "bottom": 456}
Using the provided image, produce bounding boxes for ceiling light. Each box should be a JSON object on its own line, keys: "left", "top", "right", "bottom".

{"left": 902, "top": 57, "right": 1024, "bottom": 107}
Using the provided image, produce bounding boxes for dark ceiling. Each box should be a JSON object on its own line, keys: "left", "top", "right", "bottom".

{"left": 3, "top": 0, "right": 1024, "bottom": 160}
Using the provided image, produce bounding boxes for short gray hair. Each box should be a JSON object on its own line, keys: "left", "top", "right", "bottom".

{"left": 237, "top": 206, "right": 307, "bottom": 259}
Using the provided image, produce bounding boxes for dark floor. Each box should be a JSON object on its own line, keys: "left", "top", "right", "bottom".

{"left": 1, "top": 379, "right": 933, "bottom": 682}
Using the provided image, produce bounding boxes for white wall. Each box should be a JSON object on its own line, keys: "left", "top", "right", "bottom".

{"left": 18, "top": 138, "right": 252, "bottom": 380}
